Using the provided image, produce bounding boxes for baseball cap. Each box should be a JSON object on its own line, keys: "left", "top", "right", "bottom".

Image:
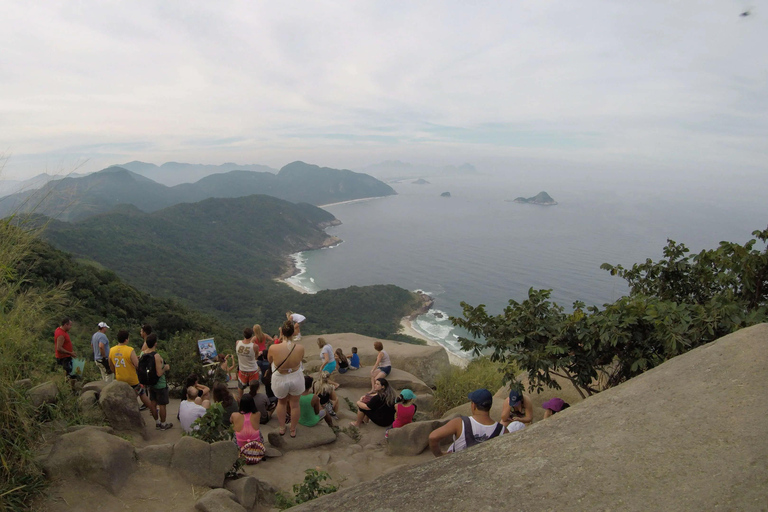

{"left": 400, "top": 389, "right": 415, "bottom": 400}
{"left": 467, "top": 389, "right": 493, "bottom": 408}
{"left": 508, "top": 389, "right": 523, "bottom": 407}
{"left": 98, "top": 322, "right": 110, "bottom": 329}
{"left": 542, "top": 397, "right": 566, "bottom": 412}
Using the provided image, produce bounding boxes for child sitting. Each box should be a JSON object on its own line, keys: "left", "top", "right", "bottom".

{"left": 335, "top": 348, "right": 350, "bottom": 374}
{"left": 386, "top": 389, "right": 417, "bottom": 438}
{"left": 347, "top": 346, "right": 361, "bottom": 370}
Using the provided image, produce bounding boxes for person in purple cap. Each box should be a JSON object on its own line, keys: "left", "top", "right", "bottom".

{"left": 428, "top": 388, "right": 504, "bottom": 456}
{"left": 501, "top": 387, "right": 533, "bottom": 428}
{"left": 542, "top": 397, "right": 570, "bottom": 419}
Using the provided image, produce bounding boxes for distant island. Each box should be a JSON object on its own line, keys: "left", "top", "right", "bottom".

{"left": 412, "top": 179, "right": 430, "bottom": 185}
{"left": 509, "top": 191, "right": 557, "bottom": 205}
{"left": 440, "top": 191, "right": 451, "bottom": 197}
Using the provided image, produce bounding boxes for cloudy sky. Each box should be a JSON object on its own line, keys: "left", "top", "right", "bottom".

{"left": 1, "top": 1, "right": 765, "bottom": 179}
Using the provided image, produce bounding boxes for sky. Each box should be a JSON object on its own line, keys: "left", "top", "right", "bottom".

{"left": 1, "top": 1, "right": 766, "bottom": 180}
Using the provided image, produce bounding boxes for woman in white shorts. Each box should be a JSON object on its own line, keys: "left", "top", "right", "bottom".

{"left": 268, "top": 320, "right": 305, "bottom": 437}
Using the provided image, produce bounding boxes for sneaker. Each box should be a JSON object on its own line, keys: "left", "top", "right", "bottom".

{"left": 160, "top": 423, "right": 173, "bottom": 431}
{"left": 293, "top": 334, "right": 301, "bottom": 341}
{"left": 155, "top": 423, "right": 162, "bottom": 430}
{"left": 139, "top": 404, "right": 147, "bottom": 411}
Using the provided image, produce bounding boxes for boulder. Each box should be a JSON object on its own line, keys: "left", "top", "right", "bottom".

{"left": 170, "top": 437, "right": 238, "bottom": 489}
{"left": 264, "top": 446, "right": 283, "bottom": 458}
{"left": 99, "top": 380, "right": 145, "bottom": 432}
{"left": 82, "top": 380, "right": 108, "bottom": 395}
{"left": 195, "top": 488, "right": 245, "bottom": 512}
{"left": 267, "top": 424, "right": 337, "bottom": 451}
{"left": 43, "top": 427, "right": 136, "bottom": 494}
{"left": 224, "top": 476, "right": 259, "bottom": 510}
{"left": 386, "top": 419, "right": 450, "bottom": 456}
{"left": 289, "top": 324, "right": 768, "bottom": 512}
{"left": 332, "top": 368, "right": 432, "bottom": 395}
{"left": 28, "top": 380, "right": 59, "bottom": 408}
{"left": 413, "top": 393, "right": 434, "bottom": 413}
{"left": 78, "top": 390, "right": 99, "bottom": 411}
{"left": 65, "top": 425, "right": 114, "bottom": 435}
{"left": 136, "top": 443, "right": 174, "bottom": 467}
{"left": 209, "top": 441, "right": 239, "bottom": 488}
{"left": 13, "top": 378, "right": 33, "bottom": 391}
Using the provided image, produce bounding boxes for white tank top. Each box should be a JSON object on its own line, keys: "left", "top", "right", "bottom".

{"left": 378, "top": 350, "right": 391, "bottom": 368}
{"left": 236, "top": 339, "right": 259, "bottom": 372}
{"left": 448, "top": 416, "right": 503, "bottom": 453}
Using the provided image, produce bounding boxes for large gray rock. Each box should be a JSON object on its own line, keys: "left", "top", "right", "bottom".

{"left": 291, "top": 324, "right": 768, "bottom": 511}
{"left": 170, "top": 437, "right": 239, "bottom": 489}
{"left": 267, "top": 424, "right": 337, "bottom": 451}
{"left": 224, "top": 476, "right": 258, "bottom": 510}
{"left": 195, "top": 488, "right": 246, "bottom": 512}
{"left": 386, "top": 419, "right": 450, "bottom": 456}
{"left": 99, "top": 380, "right": 145, "bottom": 432}
{"left": 82, "top": 380, "right": 108, "bottom": 395}
{"left": 43, "top": 426, "right": 136, "bottom": 494}
{"left": 14, "top": 378, "right": 33, "bottom": 391}
{"left": 78, "top": 389, "right": 99, "bottom": 410}
{"left": 28, "top": 380, "right": 59, "bottom": 408}
{"left": 300, "top": 333, "right": 449, "bottom": 387}
{"left": 332, "top": 368, "right": 432, "bottom": 395}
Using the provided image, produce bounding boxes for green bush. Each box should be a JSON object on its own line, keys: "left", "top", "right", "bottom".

{"left": 276, "top": 469, "right": 338, "bottom": 509}
{"left": 432, "top": 357, "right": 506, "bottom": 417}
{"left": 185, "top": 403, "right": 233, "bottom": 443}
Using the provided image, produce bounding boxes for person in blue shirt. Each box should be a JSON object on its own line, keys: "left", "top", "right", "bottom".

{"left": 347, "top": 346, "right": 361, "bottom": 370}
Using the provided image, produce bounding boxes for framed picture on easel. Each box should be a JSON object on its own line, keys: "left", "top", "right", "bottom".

{"left": 197, "top": 338, "right": 218, "bottom": 365}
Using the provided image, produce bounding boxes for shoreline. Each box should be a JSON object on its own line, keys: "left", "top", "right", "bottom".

{"left": 399, "top": 318, "right": 469, "bottom": 368}
{"left": 318, "top": 195, "right": 388, "bottom": 208}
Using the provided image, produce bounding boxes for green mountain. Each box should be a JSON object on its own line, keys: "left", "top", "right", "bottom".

{"left": 39, "top": 194, "right": 420, "bottom": 338}
{"left": 0, "top": 161, "right": 396, "bottom": 222}
{"left": 117, "top": 161, "right": 279, "bottom": 186}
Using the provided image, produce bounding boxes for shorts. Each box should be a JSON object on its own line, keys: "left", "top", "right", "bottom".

{"left": 149, "top": 386, "right": 170, "bottom": 406}
{"left": 378, "top": 365, "right": 392, "bottom": 376}
{"left": 322, "top": 361, "right": 337, "bottom": 374}
{"left": 271, "top": 369, "right": 305, "bottom": 399}
{"left": 131, "top": 383, "right": 147, "bottom": 396}
{"left": 238, "top": 369, "right": 260, "bottom": 389}
{"left": 338, "top": 367, "right": 348, "bottom": 374}
{"left": 56, "top": 357, "right": 73, "bottom": 377}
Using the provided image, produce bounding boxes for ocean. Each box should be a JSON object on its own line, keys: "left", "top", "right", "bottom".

{"left": 285, "top": 171, "right": 768, "bottom": 360}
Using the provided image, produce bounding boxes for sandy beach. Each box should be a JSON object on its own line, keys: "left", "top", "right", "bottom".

{"left": 399, "top": 317, "right": 469, "bottom": 368}
{"left": 276, "top": 277, "right": 309, "bottom": 294}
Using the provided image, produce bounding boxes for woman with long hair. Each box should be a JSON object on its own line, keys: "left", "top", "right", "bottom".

{"left": 231, "top": 393, "right": 265, "bottom": 464}
{"left": 350, "top": 377, "right": 396, "bottom": 427}
{"left": 267, "top": 320, "right": 305, "bottom": 437}
{"left": 213, "top": 381, "right": 239, "bottom": 427}
{"left": 252, "top": 324, "right": 273, "bottom": 353}
{"left": 313, "top": 371, "right": 340, "bottom": 419}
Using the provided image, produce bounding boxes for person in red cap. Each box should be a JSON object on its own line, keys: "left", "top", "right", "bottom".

{"left": 428, "top": 388, "right": 504, "bottom": 456}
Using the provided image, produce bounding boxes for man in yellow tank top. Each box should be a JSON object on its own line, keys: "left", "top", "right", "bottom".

{"left": 109, "top": 329, "right": 152, "bottom": 410}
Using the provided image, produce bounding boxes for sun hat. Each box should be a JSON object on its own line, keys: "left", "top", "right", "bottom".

{"left": 400, "top": 389, "right": 415, "bottom": 400}
{"left": 467, "top": 389, "right": 493, "bottom": 408}
{"left": 542, "top": 397, "right": 566, "bottom": 412}
{"left": 508, "top": 389, "right": 523, "bottom": 407}
{"left": 98, "top": 322, "right": 110, "bottom": 329}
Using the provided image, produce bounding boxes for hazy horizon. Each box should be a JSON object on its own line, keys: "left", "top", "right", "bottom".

{"left": 1, "top": 1, "right": 765, "bottom": 181}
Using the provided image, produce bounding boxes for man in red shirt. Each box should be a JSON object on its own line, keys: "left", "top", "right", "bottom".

{"left": 54, "top": 318, "right": 77, "bottom": 386}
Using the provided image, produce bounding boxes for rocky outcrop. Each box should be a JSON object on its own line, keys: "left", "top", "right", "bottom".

{"left": 301, "top": 333, "right": 448, "bottom": 388}
{"left": 195, "top": 488, "right": 245, "bottom": 512}
{"left": 326, "top": 367, "right": 431, "bottom": 395}
{"left": 386, "top": 419, "right": 451, "bottom": 456}
{"left": 292, "top": 324, "right": 768, "bottom": 511}
{"left": 28, "top": 380, "right": 59, "bottom": 408}
{"left": 169, "top": 437, "right": 239, "bottom": 489}
{"left": 99, "top": 380, "right": 145, "bottom": 433}
{"left": 43, "top": 426, "right": 136, "bottom": 494}
{"left": 267, "top": 424, "right": 337, "bottom": 451}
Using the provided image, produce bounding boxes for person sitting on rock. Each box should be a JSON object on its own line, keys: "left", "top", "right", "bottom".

{"left": 179, "top": 385, "right": 210, "bottom": 434}
{"left": 428, "top": 388, "right": 505, "bottom": 456}
{"left": 185, "top": 373, "right": 210, "bottom": 405}
{"left": 541, "top": 397, "right": 570, "bottom": 419}
{"left": 313, "top": 371, "right": 339, "bottom": 420}
{"left": 386, "top": 388, "right": 417, "bottom": 439}
{"left": 501, "top": 388, "right": 533, "bottom": 428}
{"left": 347, "top": 346, "right": 361, "bottom": 370}
{"left": 231, "top": 393, "right": 265, "bottom": 464}
{"left": 299, "top": 375, "right": 333, "bottom": 427}
{"left": 248, "top": 380, "right": 273, "bottom": 424}
{"left": 213, "top": 382, "right": 239, "bottom": 428}
{"left": 370, "top": 341, "right": 392, "bottom": 391}
{"left": 351, "top": 377, "right": 396, "bottom": 428}
{"left": 335, "top": 348, "right": 350, "bottom": 374}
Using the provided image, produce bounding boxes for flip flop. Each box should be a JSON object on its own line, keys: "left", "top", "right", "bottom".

{"left": 290, "top": 428, "right": 296, "bottom": 438}
{"left": 279, "top": 427, "right": 286, "bottom": 436}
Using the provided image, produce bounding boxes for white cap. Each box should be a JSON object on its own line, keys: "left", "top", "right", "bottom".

{"left": 98, "top": 322, "right": 110, "bottom": 329}
{"left": 507, "top": 421, "right": 526, "bottom": 433}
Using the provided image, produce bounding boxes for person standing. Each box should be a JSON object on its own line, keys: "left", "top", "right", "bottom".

{"left": 143, "top": 333, "right": 173, "bottom": 430}
{"left": 91, "top": 322, "right": 113, "bottom": 382}
{"left": 109, "top": 329, "right": 152, "bottom": 411}
{"left": 236, "top": 327, "right": 261, "bottom": 400}
{"left": 54, "top": 318, "right": 77, "bottom": 381}
{"left": 428, "top": 389, "right": 505, "bottom": 456}
{"left": 268, "top": 321, "right": 305, "bottom": 438}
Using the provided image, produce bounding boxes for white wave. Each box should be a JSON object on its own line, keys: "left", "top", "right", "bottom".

{"left": 410, "top": 311, "right": 473, "bottom": 360}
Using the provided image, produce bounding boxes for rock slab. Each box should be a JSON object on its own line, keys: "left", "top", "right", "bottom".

{"left": 195, "top": 488, "right": 246, "bottom": 512}
{"left": 267, "top": 424, "right": 337, "bottom": 451}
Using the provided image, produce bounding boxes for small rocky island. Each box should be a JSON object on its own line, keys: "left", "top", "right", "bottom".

{"left": 509, "top": 191, "right": 557, "bottom": 205}
{"left": 440, "top": 191, "right": 451, "bottom": 197}
{"left": 412, "top": 179, "right": 430, "bottom": 185}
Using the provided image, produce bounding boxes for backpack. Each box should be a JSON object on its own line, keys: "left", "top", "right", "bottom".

{"left": 138, "top": 352, "right": 160, "bottom": 386}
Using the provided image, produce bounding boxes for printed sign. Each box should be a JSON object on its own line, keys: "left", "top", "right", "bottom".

{"left": 197, "top": 338, "right": 218, "bottom": 364}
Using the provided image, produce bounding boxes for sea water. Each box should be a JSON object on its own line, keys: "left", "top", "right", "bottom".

{"left": 286, "top": 171, "right": 768, "bottom": 360}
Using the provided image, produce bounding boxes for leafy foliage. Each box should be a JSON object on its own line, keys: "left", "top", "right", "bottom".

{"left": 452, "top": 228, "right": 768, "bottom": 398}
{"left": 432, "top": 357, "right": 505, "bottom": 417}
{"left": 185, "top": 403, "right": 233, "bottom": 443}
{"left": 275, "top": 469, "right": 338, "bottom": 509}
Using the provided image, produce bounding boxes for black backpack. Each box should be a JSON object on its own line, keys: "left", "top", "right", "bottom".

{"left": 138, "top": 352, "right": 159, "bottom": 386}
